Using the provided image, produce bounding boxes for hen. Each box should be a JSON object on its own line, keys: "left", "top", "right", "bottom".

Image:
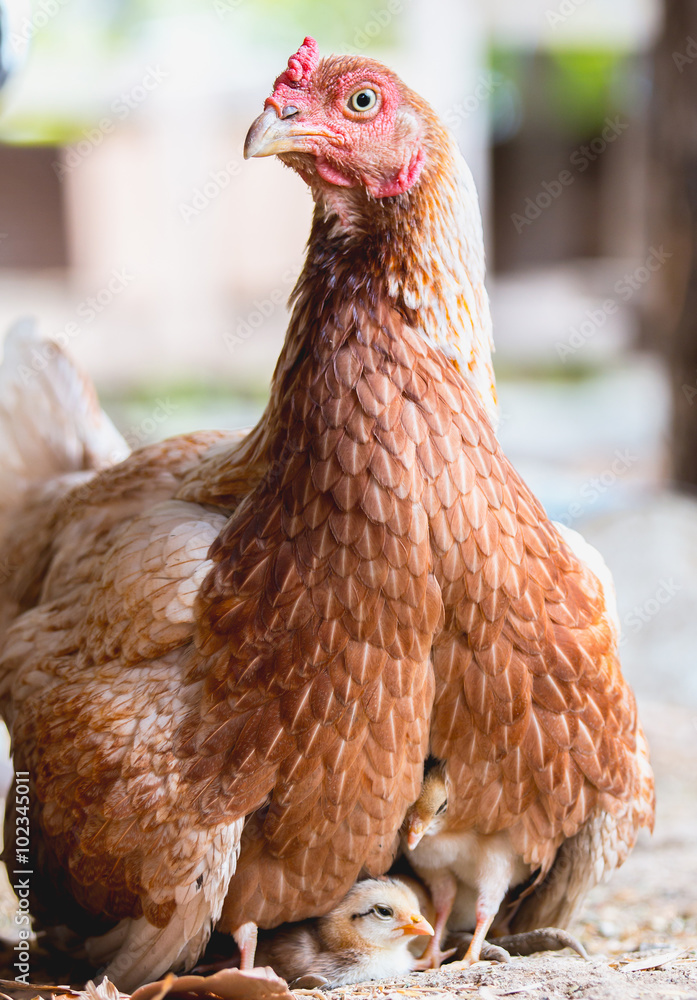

{"left": 0, "top": 37, "right": 653, "bottom": 992}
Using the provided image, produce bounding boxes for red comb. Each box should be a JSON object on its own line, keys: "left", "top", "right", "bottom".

{"left": 273, "top": 36, "right": 319, "bottom": 90}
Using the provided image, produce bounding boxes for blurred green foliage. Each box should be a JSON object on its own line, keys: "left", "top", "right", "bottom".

{"left": 546, "top": 47, "right": 634, "bottom": 133}
{"left": 490, "top": 44, "right": 637, "bottom": 140}
{"left": 0, "top": 0, "right": 402, "bottom": 142}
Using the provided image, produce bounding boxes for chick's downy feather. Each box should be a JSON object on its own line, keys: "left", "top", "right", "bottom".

{"left": 254, "top": 879, "right": 432, "bottom": 987}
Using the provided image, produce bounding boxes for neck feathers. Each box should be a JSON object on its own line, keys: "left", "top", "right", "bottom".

{"left": 397, "top": 133, "right": 496, "bottom": 422}
{"left": 280, "top": 125, "right": 496, "bottom": 423}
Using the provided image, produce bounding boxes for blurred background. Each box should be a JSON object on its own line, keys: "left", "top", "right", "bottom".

{"left": 0, "top": 0, "right": 696, "bottom": 960}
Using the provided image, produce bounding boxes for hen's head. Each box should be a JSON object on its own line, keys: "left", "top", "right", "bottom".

{"left": 246, "top": 38, "right": 498, "bottom": 425}
{"left": 245, "top": 37, "right": 432, "bottom": 202}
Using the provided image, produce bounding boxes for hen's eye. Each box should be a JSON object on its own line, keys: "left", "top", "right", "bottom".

{"left": 373, "top": 904, "right": 394, "bottom": 919}
{"left": 349, "top": 88, "right": 377, "bottom": 112}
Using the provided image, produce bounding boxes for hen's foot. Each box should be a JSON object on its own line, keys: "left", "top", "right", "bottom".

{"left": 493, "top": 927, "right": 588, "bottom": 959}
{"left": 444, "top": 932, "right": 511, "bottom": 966}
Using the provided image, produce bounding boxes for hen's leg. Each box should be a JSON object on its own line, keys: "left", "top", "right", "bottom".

{"left": 413, "top": 870, "right": 458, "bottom": 970}
{"left": 233, "top": 921, "right": 258, "bottom": 970}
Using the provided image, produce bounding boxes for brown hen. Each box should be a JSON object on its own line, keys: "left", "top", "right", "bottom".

{"left": 0, "top": 37, "right": 653, "bottom": 992}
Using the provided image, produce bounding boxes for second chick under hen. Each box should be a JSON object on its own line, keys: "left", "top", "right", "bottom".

{"left": 253, "top": 878, "right": 433, "bottom": 987}
{"left": 405, "top": 767, "right": 530, "bottom": 968}
{"left": 404, "top": 768, "right": 591, "bottom": 969}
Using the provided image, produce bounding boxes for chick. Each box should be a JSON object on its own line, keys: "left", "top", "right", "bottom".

{"left": 404, "top": 767, "right": 530, "bottom": 969}
{"left": 253, "top": 878, "right": 434, "bottom": 988}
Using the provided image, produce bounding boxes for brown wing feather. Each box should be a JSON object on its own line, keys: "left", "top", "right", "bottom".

{"left": 208, "top": 307, "right": 443, "bottom": 929}
{"left": 424, "top": 359, "right": 654, "bottom": 873}
{"left": 0, "top": 433, "right": 261, "bottom": 973}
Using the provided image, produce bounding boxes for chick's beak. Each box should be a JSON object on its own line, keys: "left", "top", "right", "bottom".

{"left": 399, "top": 913, "right": 434, "bottom": 937}
{"left": 406, "top": 823, "right": 425, "bottom": 851}
{"left": 244, "top": 105, "right": 336, "bottom": 159}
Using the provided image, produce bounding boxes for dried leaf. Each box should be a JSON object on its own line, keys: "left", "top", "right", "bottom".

{"left": 620, "top": 950, "right": 688, "bottom": 973}
{"left": 130, "top": 968, "right": 294, "bottom": 1000}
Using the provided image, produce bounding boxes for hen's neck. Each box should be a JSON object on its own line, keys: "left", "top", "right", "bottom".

{"left": 276, "top": 129, "right": 496, "bottom": 423}
{"left": 391, "top": 135, "right": 496, "bottom": 422}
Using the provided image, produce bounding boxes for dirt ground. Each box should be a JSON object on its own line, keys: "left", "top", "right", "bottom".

{"left": 0, "top": 698, "right": 693, "bottom": 1000}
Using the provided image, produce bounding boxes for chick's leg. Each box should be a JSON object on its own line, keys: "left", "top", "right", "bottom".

{"left": 413, "top": 870, "right": 458, "bottom": 970}
{"left": 457, "top": 902, "right": 497, "bottom": 966}
{"left": 233, "top": 921, "right": 258, "bottom": 970}
{"left": 447, "top": 843, "right": 516, "bottom": 969}
{"left": 192, "top": 921, "right": 259, "bottom": 974}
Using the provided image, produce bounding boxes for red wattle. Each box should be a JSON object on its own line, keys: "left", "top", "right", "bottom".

{"left": 369, "top": 146, "right": 426, "bottom": 198}
{"left": 315, "top": 158, "right": 357, "bottom": 189}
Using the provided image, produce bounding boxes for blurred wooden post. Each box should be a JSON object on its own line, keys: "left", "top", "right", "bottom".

{"left": 647, "top": 1, "right": 697, "bottom": 488}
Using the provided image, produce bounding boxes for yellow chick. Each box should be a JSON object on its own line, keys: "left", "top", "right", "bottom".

{"left": 404, "top": 767, "right": 530, "bottom": 969}
{"left": 254, "top": 878, "right": 434, "bottom": 987}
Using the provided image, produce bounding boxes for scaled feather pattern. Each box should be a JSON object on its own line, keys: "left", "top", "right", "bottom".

{"left": 0, "top": 37, "right": 653, "bottom": 992}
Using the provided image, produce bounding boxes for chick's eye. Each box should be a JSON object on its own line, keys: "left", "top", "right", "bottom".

{"left": 436, "top": 800, "right": 448, "bottom": 816}
{"left": 373, "top": 904, "right": 394, "bottom": 919}
{"left": 349, "top": 88, "right": 377, "bottom": 112}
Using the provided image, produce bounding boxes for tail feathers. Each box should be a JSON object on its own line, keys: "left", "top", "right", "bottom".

{"left": 506, "top": 811, "right": 614, "bottom": 934}
{"left": 0, "top": 318, "right": 128, "bottom": 513}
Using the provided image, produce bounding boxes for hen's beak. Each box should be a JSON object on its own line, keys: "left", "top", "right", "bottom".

{"left": 244, "top": 106, "right": 335, "bottom": 159}
{"left": 399, "top": 913, "right": 434, "bottom": 937}
{"left": 406, "top": 823, "right": 425, "bottom": 851}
